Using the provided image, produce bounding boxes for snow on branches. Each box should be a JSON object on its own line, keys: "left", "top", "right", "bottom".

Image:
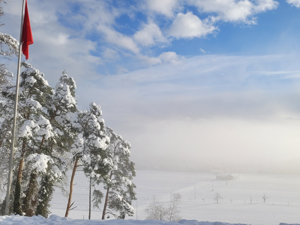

{"left": 27, "top": 153, "right": 53, "bottom": 174}
{"left": 0, "top": 32, "right": 18, "bottom": 57}
{"left": 0, "top": 62, "right": 135, "bottom": 219}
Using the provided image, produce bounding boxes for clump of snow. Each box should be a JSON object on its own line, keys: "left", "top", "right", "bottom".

{"left": 0, "top": 32, "right": 19, "bottom": 54}
{"left": 122, "top": 177, "right": 132, "bottom": 186}
{"left": 27, "top": 153, "right": 53, "bottom": 173}
{"left": 2, "top": 68, "right": 13, "bottom": 78}
{"left": 102, "top": 158, "right": 113, "bottom": 167}
{"left": 54, "top": 82, "right": 76, "bottom": 109}
{"left": 37, "top": 115, "right": 54, "bottom": 139}
{"left": 88, "top": 134, "right": 109, "bottom": 150}
{"left": 25, "top": 76, "right": 37, "bottom": 85}
{"left": 21, "top": 62, "right": 50, "bottom": 86}
{"left": 90, "top": 102, "right": 102, "bottom": 117}
{"left": 50, "top": 165, "right": 63, "bottom": 180}
{"left": 71, "top": 134, "right": 84, "bottom": 155}
{"left": 18, "top": 120, "right": 39, "bottom": 138}
{"left": 25, "top": 99, "right": 42, "bottom": 110}
{"left": 82, "top": 154, "right": 91, "bottom": 164}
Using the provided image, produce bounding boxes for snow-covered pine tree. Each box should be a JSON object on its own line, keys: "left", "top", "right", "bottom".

{"left": 0, "top": 86, "right": 15, "bottom": 215}
{"left": 35, "top": 70, "right": 79, "bottom": 217}
{"left": 0, "top": 62, "right": 53, "bottom": 215}
{"left": 22, "top": 172, "right": 38, "bottom": 216}
{"left": 101, "top": 127, "right": 136, "bottom": 219}
{"left": 0, "top": 0, "right": 18, "bottom": 94}
{"left": 78, "top": 103, "right": 110, "bottom": 218}
{"left": 0, "top": 103, "right": 14, "bottom": 196}
{"left": 0, "top": 63, "right": 78, "bottom": 217}
{"left": 22, "top": 153, "right": 53, "bottom": 216}
{"left": 0, "top": 0, "right": 18, "bottom": 202}
{"left": 35, "top": 173, "right": 53, "bottom": 217}
{"left": 18, "top": 64, "right": 55, "bottom": 216}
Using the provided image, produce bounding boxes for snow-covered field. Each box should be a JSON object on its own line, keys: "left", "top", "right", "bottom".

{"left": 48, "top": 170, "right": 300, "bottom": 225}
{"left": 1, "top": 170, "right": 300, "bottom": 225}
{"left": 0, "top": 215, "right": 255, "bottom": 225}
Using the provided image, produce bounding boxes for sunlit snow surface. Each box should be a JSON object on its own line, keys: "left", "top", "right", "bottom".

{"left": 0, "top": 215, "right": 253, "bottom": 225}
{"left": 19, "top": 171, "right": 300, "bottom": 225}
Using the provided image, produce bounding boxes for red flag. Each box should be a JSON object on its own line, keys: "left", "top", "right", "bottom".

{"left": 22, "top": 0, "right": 33, "bottom": 60}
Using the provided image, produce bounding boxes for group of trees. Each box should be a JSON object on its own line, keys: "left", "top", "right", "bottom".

{"left": 0, "top": 0, "right": 136, "bottom": 219}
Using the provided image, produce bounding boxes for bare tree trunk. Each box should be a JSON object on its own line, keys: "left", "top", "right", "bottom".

{"left": 65, "top": 157, "right": 79, "bottom": 217}
{"left": 101, "top": 186, "right": 110, "bottom": 220}
{"left": 102, "top": 171, "right": 113, "bottom": 220}
{"left": 17, "top": 140, "right": 26, "bottom": 184}
{"left": 89, "top": 176, "right": 91, "bottom": 220}
{"left": 13, "top": 158, "right": 24, "bottom": 215}
{"left": 17, "top": 158, "right": 24, "bottom": 184}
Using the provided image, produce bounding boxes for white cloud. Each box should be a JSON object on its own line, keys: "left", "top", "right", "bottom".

{"left": 200, "top": 48, "right": 206, "bottom": 53}
{"left": 187, "top": 0, "right": 278, "bottom": 23}
{"left": 81, "top": 53, "right": 300, "bottom": 172}
{"left": 146, "top": 0, "right": 179, "bottom": 17}
{"left": 139, "top": 55, "right": 162, "bottom": 66}
{"left": 255, "top": 0, "right": 279, "bottom": 12}
{"left": 117, "top": 66, "right": 129, "bottom": 74}
{"left": 287, "top": 0, "right": 300, "bottom": 7}
{"left": 158, "top": 52, "right": 182, "bottom": 64}
{"left": 97, "top": 25, "right": 139, "bottom": 54}
{"left": 138, "top": 52, "right": 182, "bottom": 66}
{"left": 103, "top": 48, "right": 119, "bottom": 59}
{"left": 168, "top": 12, "right": 216, "bottom": 39}
{"left": 71, "top": 0, "right": 122, "bottom": 28}
{"left": 2, "top": 0, "right": 103, "bottom": 86}
{"left": 133, "top": 22, "right": 167, "bottom": 47}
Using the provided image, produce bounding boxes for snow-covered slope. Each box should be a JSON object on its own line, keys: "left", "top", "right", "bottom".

{"left": 2, "top": 170, "right": 299, "bottom": 225}
{"left": 50, "top": 170, "right": 300, "bottom": 225}
{"left": 0, "top": 215, "right": 299, "bottom": 225}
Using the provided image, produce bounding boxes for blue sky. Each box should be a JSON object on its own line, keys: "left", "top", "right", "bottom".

{"left": 51, "top": 0, "right": 300, "bottom": 74}
{"left": 3, "top": 0, "right": 300, "bottom": 172}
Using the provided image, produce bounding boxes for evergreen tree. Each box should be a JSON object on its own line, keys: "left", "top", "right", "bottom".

{"left": 35, "top": 174, "right": 54, "bottom": 217}
{"left": 101, "top": 127, "right": 136, "bottom": 219}
{"left": 0, "top": 0, "right": 18, "bottom": 94}
{"left": 35, "top": 70, "right": 79, "bottom": 217}
{"left": 79, "top": 103, "right": 111, "bottom": 218}
{"left": 0, "top": 0, "right": 18, "bottom": 203}
{"left": 0, "top": 62, "right": 53, "bottom": 215}
{"left": 0, "top": 64, "right": 78, "bottom": 216}
{"left": 22, "top": 173, "right": 38, "bottom": 216}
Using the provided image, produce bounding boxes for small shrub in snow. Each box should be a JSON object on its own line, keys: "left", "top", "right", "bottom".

{"left": 145, "top": 194, "right": 181, "bottom": 222}
{"left": 214, "top": 193, "right": 222, "bottom": 204}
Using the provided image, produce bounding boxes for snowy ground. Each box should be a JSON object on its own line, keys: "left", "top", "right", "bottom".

{"left": 49, "top": 170, "right": 300, "bottom": 225}
{"left": 1, "top": 170, "right": 300, "bottom": 224}
{"left": 0, "top": 215, "right": 299, "bottom": 225}
{"left": 0, "top": 215, "right": 256, "bottom": 225}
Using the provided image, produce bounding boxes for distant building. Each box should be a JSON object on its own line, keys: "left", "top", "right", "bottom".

{"left": 215, "top": 173, "right": 236, "bottom": 180}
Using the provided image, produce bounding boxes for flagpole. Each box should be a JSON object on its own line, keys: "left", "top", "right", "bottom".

{"left": 4, "top": 0, "right": 26, "bottom": 215}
